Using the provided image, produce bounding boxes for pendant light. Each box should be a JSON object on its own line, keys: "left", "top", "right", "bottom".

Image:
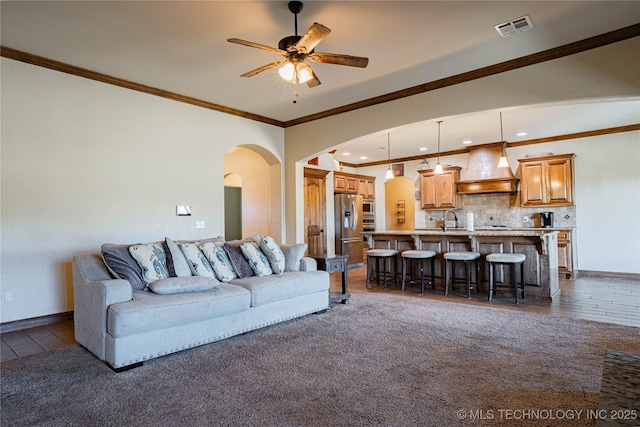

{"left": 385, "top": 133, "right": 394, "bottom": 179}
{"left": 497, "top": 112, "right": 510, "bottom": 168}
{"left": 434, "top": 121, "right": 444, "bottom": 174}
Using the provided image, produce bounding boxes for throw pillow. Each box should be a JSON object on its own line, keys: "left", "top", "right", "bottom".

{"left": 258, "top": 235, "right": 286, "bottom": 274}
{"left": 129, "top": 242, "right": 171, "bottom": 285}
{"left": 198, "top": 242, "right": 237, "bottom": 282}
{"left": 101, "top": 243, "right": 146, "bottom": 291}
{"left": 178, "top": 242, "right": 216, "bottom": 278}
{"left": 164, "top": 237, "right": 192, "bottom": 277}
{"left": 240, "top": 242, "right": 273, "bottom": 277}
{"left": 148, "top": 276, "right": 219, "bottom": 295}
{"left": 223, "top": 242, "right": 254, "bottom": 278}
{"left": 280, "top": 243, "right": 308, "bottom": 272}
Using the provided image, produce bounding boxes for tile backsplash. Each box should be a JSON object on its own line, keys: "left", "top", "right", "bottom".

{"left": 422, "top": 193, "right": 576, "bottom": 229}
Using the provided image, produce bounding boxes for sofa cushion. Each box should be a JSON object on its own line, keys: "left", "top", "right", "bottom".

{"left": 198, "top": 242, "right": 237, "bottom": 282}
{"left": 240, "top": 242, "right": 273, "bottom": 277}
{"left": 148, "top": 276, "right": 219, "bottom": 295}
{"left": 258, "top": 236, "right": 286, "bottom": 274}
{"left": 129, "top": 242, "right": 171, "bottom": 285}
{"left": 224, "top": 242, "right": 254, "bottom": 278}
{"left": 101, "top": 243, "right": 146, "bottom": 291}
{"left": 164, "top": 237, "right": 192, "bottom": 277}
{"left": 230, "top": 270, "right": 329, "bottom": 307}
{"left": 179, "top": 242, "right": 216, "bottom": 278}
{"left": 107, "top": 283, "right": 250, "bottom": 337}
{"left": 280, "top": 243, "right": 308, "bottom": 272}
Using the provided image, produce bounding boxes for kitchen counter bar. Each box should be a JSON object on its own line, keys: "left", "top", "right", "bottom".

{"left": 364, "top": 229, "right": 559, "bottom": 300}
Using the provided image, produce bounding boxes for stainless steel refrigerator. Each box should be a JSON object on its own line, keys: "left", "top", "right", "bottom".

{"left": 335, "top": 194, "right": 364, "bottom": 267}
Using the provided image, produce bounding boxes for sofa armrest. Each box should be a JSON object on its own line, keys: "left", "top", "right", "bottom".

{"left": 299, "top": 257, "right": 317, "bottom": 272}
{"left": 72, "top": 255, "right": 132, "bottom": 361}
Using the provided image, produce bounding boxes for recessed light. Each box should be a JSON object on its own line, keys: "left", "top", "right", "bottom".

{"left": 343, "top": 152, "right": 350, "bottom": 156}
{"left": 517, "top": 132, "right": 527, "bottom": 137}
{"left": 463, "top": 140, "right": 473, "bottom": 145}
{"left": 360, "top": 156, "right": 367, "bottom": 160}
{"left": 419, "top": 147, "right": 428, "bottom": 151}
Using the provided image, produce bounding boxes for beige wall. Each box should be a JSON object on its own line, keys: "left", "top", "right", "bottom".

{"left": 0, "top": 58, "right": 284, "bottom": 323}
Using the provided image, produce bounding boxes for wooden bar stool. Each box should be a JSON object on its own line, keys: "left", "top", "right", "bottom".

{"left": 443, "top": 251, "right": 481, "bottom": 298}
{"left": 366, "top": 249, "right": 398, "bottom": 289}
{"left": 487, "top": 253, "right": 526, "bottom": 303}
{"left": 401, "top": 250, "right": 436, "bottom": 293}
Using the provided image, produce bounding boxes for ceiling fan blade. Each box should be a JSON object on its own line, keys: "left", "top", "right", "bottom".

{"left": 240, "top": 60, "right": 287, "bottom": 78}
{"left": 293, "top": 23, "right": 331, "bottom": 54}
{"left": 306, "top": 68, "right": 321, "bottom": 88}
{"left": 228, "top": 38, "right": 286, "bottom": 55}
{"left": 309, "top": 52, "right": 369, "bottom": 68}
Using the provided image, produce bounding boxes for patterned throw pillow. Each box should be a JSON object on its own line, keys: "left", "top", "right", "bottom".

{"left": 129, "top": 242, "right": 171, "bottom": 285}
{"left": 178, "top": 242, "right": 215, "bottom": 278}
{"left": 198, "top": 242, "right": 237, "bottom": 282}
{"left": 240, "top": 242, "right": 273, "bottom": 277}
{"left": 258, "top": 235, "right": 286, "bottom": 274}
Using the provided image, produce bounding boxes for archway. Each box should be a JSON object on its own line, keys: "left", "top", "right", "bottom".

{"left": 224, "top": 145, "right": 282, "bottom": 241}
{"left": 384, "top": 177, "right": 416, "bottom": 230}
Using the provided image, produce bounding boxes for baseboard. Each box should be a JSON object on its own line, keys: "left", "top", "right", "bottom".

{"left": 577, "top": 270, "right": 640, "bottom": 281}
{"left": 0, "top": 311, "right": 73, "bottom": 334}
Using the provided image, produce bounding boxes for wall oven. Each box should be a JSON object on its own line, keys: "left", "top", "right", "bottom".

{"left": 362, "top": 200, "right": 375, "bottom": 233}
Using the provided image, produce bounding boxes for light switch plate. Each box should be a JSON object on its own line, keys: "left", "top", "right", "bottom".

{"left": 195, "top": 221, "right": 206, "bottom": 229}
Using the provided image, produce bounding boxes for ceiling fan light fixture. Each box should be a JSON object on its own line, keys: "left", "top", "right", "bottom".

{"left": 278, "top": 61, "right": 313, "bottom": 84}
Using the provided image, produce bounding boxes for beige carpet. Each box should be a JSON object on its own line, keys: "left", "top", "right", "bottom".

{"left": 2, "top": 293, "right": 639, "bottom": 426}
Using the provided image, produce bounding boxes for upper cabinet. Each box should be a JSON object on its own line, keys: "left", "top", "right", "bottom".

{"left": 419, "top": 166, "right": 461, "bottom": 210}
{"left": 518, "top": 153, "right": 575, "bottom": 207}
{"left": 334, "top": 172, "right": 375, "bottom": 199}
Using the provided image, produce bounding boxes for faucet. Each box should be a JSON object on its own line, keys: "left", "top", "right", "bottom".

{"left": 442, "top": 210, "right": 458, "bottom": 231}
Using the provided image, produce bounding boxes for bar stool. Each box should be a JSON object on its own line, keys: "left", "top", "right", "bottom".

{"left": 401, "top": 250, "right": 436, "bottom": 293}
{"left": 487, "top": 253, "right": 526, "bottom": 303}
{"left": 443, "top": 251, "right": 481, "bottom": 298}
{"left": 366, "top": 249, "right": 398, "bottom": 289}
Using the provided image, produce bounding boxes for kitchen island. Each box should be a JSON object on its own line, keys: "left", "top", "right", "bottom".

{"left": 364, "top": 228, "right": 559, "bottom": 300}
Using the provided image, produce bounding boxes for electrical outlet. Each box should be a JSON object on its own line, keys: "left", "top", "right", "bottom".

{"left": 5, "top": 291, "right": 14, "bottom": 303}
{"left": 522, "top": 216, "right": 531, "bottom": 223}
{"left": 195, "top": 221, "right": 206, "bottom": 229}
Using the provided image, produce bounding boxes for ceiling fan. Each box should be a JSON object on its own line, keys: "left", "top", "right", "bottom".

{"left": 227, "top": 1, "right": 369, "bottom": 89}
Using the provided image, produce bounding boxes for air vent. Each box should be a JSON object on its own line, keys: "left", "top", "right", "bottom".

{"left": 495, "top": 15, "right": 534, "bottom": 37}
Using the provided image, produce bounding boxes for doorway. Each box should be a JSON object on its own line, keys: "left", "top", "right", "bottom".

{"left": 304, "top": 168, "right": 329, "bottom": 257}
{"left": 224, "top": 186, "right": 242, "bottom": 241}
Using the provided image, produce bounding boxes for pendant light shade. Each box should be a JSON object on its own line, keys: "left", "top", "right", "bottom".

{"left": 434, "top": 121, "right": 444, "bottom": 174}
{"left": 497, "top": 112, "right": 510, "bottom": 168}
{"left": 385, "top": 133, "right": 394, "bottom": 179}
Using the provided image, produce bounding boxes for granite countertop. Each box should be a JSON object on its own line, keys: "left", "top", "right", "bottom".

{"left": 364, "top": 228, "right": 560, "bottom": 237}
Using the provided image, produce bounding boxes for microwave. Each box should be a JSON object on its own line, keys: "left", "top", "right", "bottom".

{"left": 362, "top": 200, "right": 375, "bottom": 215}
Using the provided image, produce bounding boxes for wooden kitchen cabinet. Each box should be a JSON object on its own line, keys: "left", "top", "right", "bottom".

{"left": 518, "top": 154, "right": 575, "bottom": 207}
{"left": 418, "top": 166, "right": 461, "bottom": 210}
{"left": 334, "top": 173, "right": 358, "bottom": 194}
{"left": 357, "top": 177, "right": 375, "bottom": 199}
{"left": 557, "top": 229, "right": 574, "bottom": 278}
{"left": 335, "top": 172, "right": 375, "bottom": 198}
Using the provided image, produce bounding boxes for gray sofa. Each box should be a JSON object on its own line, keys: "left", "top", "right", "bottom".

{"left": 72, "top": 245, "right": 329, "bottom": 371}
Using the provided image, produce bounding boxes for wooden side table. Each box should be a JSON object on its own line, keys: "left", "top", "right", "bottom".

{"left": 314, "top": 255, "right": 350, "bottom": 305}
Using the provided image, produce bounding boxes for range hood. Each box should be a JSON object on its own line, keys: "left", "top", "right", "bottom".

{"left": 457, "top": 144, "right": 519, "bottom": 194}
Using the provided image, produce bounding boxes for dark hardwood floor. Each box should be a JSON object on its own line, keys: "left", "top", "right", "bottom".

{"left": 2, "top": 265, "right": 638, "bottom": 363}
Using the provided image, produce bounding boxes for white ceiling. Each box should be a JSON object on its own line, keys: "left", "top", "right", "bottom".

{"left": 2, "top": 1, "right": 639, "bottom": 164}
